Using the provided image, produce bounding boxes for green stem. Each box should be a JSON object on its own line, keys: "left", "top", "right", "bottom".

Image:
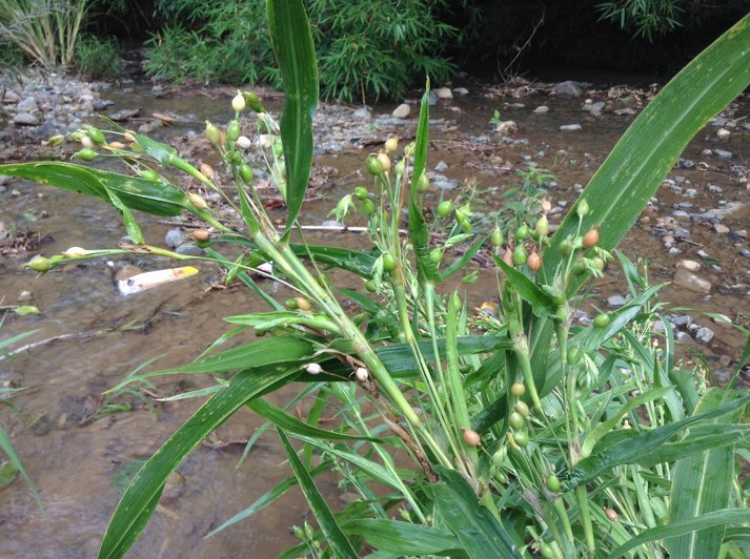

{"left": 575, "top": 485, "right": 595, "bottom": 556}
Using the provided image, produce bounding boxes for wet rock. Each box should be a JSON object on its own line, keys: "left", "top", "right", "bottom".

{"left": 553, "top": 81, "right": 584, "bottom": 97}
{"left": 14, "top": 112, "right": 39, "bottom": 125}
{"left": 732, "top": 229, "right": 747, "bottom": 240}
{"left": 433, "top": 174, "right": 458, "bottom": 190}
{"left": 714, "top": 223, "right": 729, "bottom": 234}
{"left": 677, "top": 259, "right": 701, "bottom": 271}
{"left": 675, "top": 331, "right": 693, "bottom": 344}
{"left": 716, "top": 128, "right": 731, "bottom": 140}
{"left": 533, "top": 105, "right": 549, "bottom": 114}
{"left": 109, "top": 108, "right": 141, "bottom": 122}
{"left": 352, "top": 107, "right": 371, "bottom": 120}
{"left": 452, "top": 87, "right": 469, "bottom": 96}
{"left": 392, "top": 103, "right": 411, "bottom": 119}
{"left": 434, "top": 160, "right": 448, "bottom": 171}
{"left": 707, "top": 184, "right": 722, "bottom": 194}
{"left": 165, "top": 228, "right": 185, "bottom": 248}
{"left": 671, "top": 315, "right": 693, "bottom": 329}
{"left": 138, "top": 119, "right": 163, "bottom": 134}
{"left": 163, "top": 471, "right": 186, "bottom": 500}
{"left": 428, "top": 91, "right": 438, "bottom": 106}
{"left": 685, "top": 188, "right": 697, "bottom": 198}
{"left": 606, "top": 294, "right": 626, "bottom": 309}
{"left": 175, "top": 242, "right": 204, "bottom": 256}
{"left": 495, "top": 120, "right": 518, "bottom": 134}
{"left": 582, "top": 100, "right": 605, "bottom": 117}
{"left": 2, "top": 90, "right": 20, "bottom": 103}
{"left": 434, "top": 87, "right": 453, "bottom": 99}
{"left": 740, "top": 248, "right": 750, "bottom": 258}
{"left": 92, "top": 99, "right": 113, "bottom": 111}
{"left": 673, "top": 269, "right": 711, "bottom": 293}
{"left": 694, "top": 327, "right": 714, "bottom": 344}
{"left": 17, "top": 290, "right": 33, "bottom": 302}
{"left": 17, "top": 97, "right": 38, "bottom": 112}
{"left": 713, "top": 149, "right": 732, "bottom": 159}
{"left": 560, "top": 124, "right": 582, "bottom": 132}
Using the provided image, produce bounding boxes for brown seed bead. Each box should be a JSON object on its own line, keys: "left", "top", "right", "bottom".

{"left": 527, "top": 252, "right": 542, "bottom": 272}
{"left": 462, "top": 428, "right": 481, "bottom": 446}
{"left": 583, "top": 228, "right": 600, "bottom": 249}
{"left": 193, "top": 229, "right": 210, "bottom": 242}
{"left": 605, "top": 508, "right": 619, "bottom": 522}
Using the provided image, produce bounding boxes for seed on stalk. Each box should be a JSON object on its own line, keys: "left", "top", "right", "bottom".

{"left": 416, "top": 172, "right": 429, "bottom": 193}
{"left": 512, "top": 430, "right": 529, "bottom": 447}
{"left": 377, "top": 152, "right": 391, "bottom": 172}
{"left": 124, "top": 131, "right": 137, "bottom": 143}
{"left": 239, "top": 164, "right": 254, "bottom": 185}
{"left": 140, "top": 169, "right": 159, "bottom": 181}
{"left": 502, "top": 249, "right": 514, "bottom": 267}
{"left": 193, "top": 229, "right": 210, "bottom": 242}
{"left": 512, "top": 244, "right": 527, "bottom": 266}
{"left": 366, "top": 154, "right": 383, "bottom": 176}
{"left": 87, "top": 126, "right": 105, "bottom": 145}
{"left": 295, "top": 297, "right": 312, "bottom": 311}
{"left": 360, "top": 198, "right": 375, "bottom": 216}
{"left": 583, "top": 228, "right": 600, "bottom": 248}
{"left": 462, "top": 428, "right": 481, "bottom": 447}
{"left": 80, "top": 135, "right": 94, "bottom": 148}
{"left": 437, "top": 200, "right": 453, "bottom": 217}
{"left": 577, "top": 199, "right": 590, "bottom": 217}
{"left": 429, "top": 247, "right": 442, "bottom": 264}
{"left": 541, "top": 198, "right": 552, "bottom": 213}
{"left": 108, "top": 141, "right": 126, "bottom": 150}
{"left": 232, "top": 90, "right": 246, "bottom": 113}
{"left": 508, "top": 412, "right": 525, "bottom": 430}
{"left": 75, "top": 148, "right": 98, "bottom": 161}
{"left": 514, "top": 400, "right": 530, "bottom": 417}
{"left": 205, "top": 121, "right": 221, "bottom": 146}
{"left": 510, "top": 382, "right": 526, "bottom": 397}
{"left": 382, "top": 252, "right": 396, "bottom": 272}
{"left": 527, "top": 252, "right": 542, "bottom": 272}
{"left": 539, "top": 543, "right": 554, "bottom": 558}
{"left": 515, "top": 223, "right": 530, "bottom": 241}
{"left": 200, "top": 163, "right": 215, "bottom": 180}
{"left": 188, "top": 193, "right": 207, "bottom": 209}
{"left": 384, "top": 136, "right": 399, "bottom": 153}
{"left": 354, "top": 367, "right": 369, "bottom": 382}
{"left": 535, "top": 215, "right": 549, "bottom": 236}
{"left": 546, "top": 474, "right": 561, "bottom": 492}
{"left": 594, "top": 313, "right": 611, "bottom": 328}
{"left": 27, "top": 256, "right": 51, "bottom": 272}
{"left": 605, "top": 508, "right": 619, "bottom": 522}
{"left": 226, "top": 120, "right": 241, "bottom": 142}
{"left": 491, "top": 228, "right": 504, "bottom": 247}
{"left": 354, "top": 186, "right": 369, "bottom": 201}
{"left": 305, "top": 363, "right": 322, "bottom": 375}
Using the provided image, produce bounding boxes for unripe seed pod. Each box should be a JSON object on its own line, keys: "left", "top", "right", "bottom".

{"left": 384, "top": 137, "right": 399, "bottom": 153}
{"left": 295, "top": 297, "right": 312, "bottom": 311}
{"left": 28, "top": 255, "right": 51, "bottom": 272}
{"left": 200, "top": 163, "right": 215, "bottom": 180}
{"left": 540, "top": 543, "right": 554, "bottom": 558}
{"left": 437, "top": 200, "right": 453, "bottom": 217}
{"left": 140, "top": 169, "right": 159, "bottom": 181}
{"left": 514, "top": 400, "right": 530, "bottom": 417}
{"left": 605, "top": 508, "right": 619, "bottom": 522}
{"left": 510, "top": 382, "right": 526, "bottom": 397}
{"left": 508, "top": 411, "right": 525, "bottom": 430}
{"left": 226, "top": 120, "right": 241, "bottom": 142}
{"left": 429, "top": 247, "right": 443, "bottom": 264}
{"left": 594, "top": 313, "right": 611, "bottom": 328}
{"left": 108, "top": 141, "right": 126, "bottom": 150}
{"left": 583, "top": 228, "right": 600, "bottom": 248}
{"left": 512, "top": 430, "right": 529, "bottom": 447}
{"left": 63, "top": 247, "right": 89, "bottom": 258}
{"left": 232, "top": 91, "right": 246, "bottom": 113}
{"left": 123, "top": 131, "right": 137, "bottom": 143}
{"left": 87, "top": 126, "right": 105, "bottom": 145}
{"left": 188, "top": 192, "right": 207, "bottom": 209}
{"left": 492, "top": 446, "right": 507, "bottom": 467}
{"left": 592, "top": 256, "right": 605, "bottom": 271}
{"left": 462, "top": 428, "right": 481, "bottom": 446}
{"left": 560, "top": 238, "right": 574, "bottom": 256}
{"left": 416, "top": 172, "right": 429, "bottom": 193}
{"left": 193, "top": 229, "right": 210, "bottom": 242}
{"left": 546, "top": 474, "right": 561, "bottom": 492}
{"left": 205, "top": 121, "right": 221, "bottom": 146}
{"left": 365, "top": 280, "right": 377, "bottom": 292}
{"left": 512, "top": 244, "right": 527, "bottom": 266}
{"left": 360, "top": 198, "right": 375, "bottom": 216}
{"left": 382, "top": 252, "right": 396, "bottom": 272}
{"left": 377, "top": 152, "right": 391, "bottom": 172}
{"left": 80, "top": 135, "right": 94, "bottom": 148}
{"left": 354, "top": 186, "right": 369, "bottom": 201}
{"left": 567, "top": 346, "right": 582, "bottom": 365}
{"left": 516, "top": 223, "right": 530, "bottom": 241}
{"left": 239, "top": 164, "right": 254, "bottom": 185}
{"left": 572, "top": 260, "right": 587, "bottom": 275}
{"left": 527, "top": 252, "right": 542, "bottom": 272}
{"left": 491, "top": 228, "right": 504, "bottom": 247}
{"left": 285, "top": 298, "right": 299, "bottom": 309}
{"left": 355, "top": 367, "right": 369, "bottom": 382}
{"left": 236, "top": 135, "right": 252, "bottom": 149}
{"left": 535, "top": 215, "right": 549, "bottom": 236}
{"left": 395, "top": 159, "right": 405, "bottom": 176}
{"left": 293, "top": 525, "right": 305, "bottom": 539}
{"left": 47, "top": 134, "right": 65, "bottom": 146}
{"left": 243, "top": 90, "right": 264, "bottom": 113}
{"left": 502, "top": 249, "right": 514, "bottom": 267}
{"left": 541, "top": 198, "right": 552, "bottom": 213}
{"left": 75, "top": 148, "right": 98, "bottom": 161}
{"left": 305, "top": 363, "right": 322, "bottom": 375}
{"left": 366, "top": 154, "right": 383, "bottom": 175}
{"left": 577, "top": 199, "right": 590, "bottom": 217}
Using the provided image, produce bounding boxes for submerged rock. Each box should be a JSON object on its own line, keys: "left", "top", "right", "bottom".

{"left": 673, "top": 269, "right": 712, "bottom": 294}
{"left": 392, "top": 103, "right": 411, "bottom": 119}
{"left": 553, "top": 81, "right": 584, "bottom": 97}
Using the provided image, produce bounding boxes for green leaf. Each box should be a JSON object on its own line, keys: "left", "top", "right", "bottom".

{"left": 0, "top": 425, "right": 42, "bottom": 509}
{"left": 0, "top": 162, "right": 186, "bottom": 217}
{"left": 408, "top": 84, "right": 440, "bottom": 283}
{"left": 543, "top": 14, "right": 750, "bottom": 292}
{"left": 493, "top": 255, "right": 557, "bottom": 317}
{"left": 607, "top": 509, "right": 750, "bottom": 558}
{"left": 267, "top": 0, "right": 319, "bottom": 235}
{"left": 431, "top": 467, "right": 519, "bottom": 557}
{"left": 98, "top": 367, "right": 299, "bottom": 559}
{"left": 666, "top": 388, "right": 746, "bottom": 558}
{"left": 277, "top": 430, "right": 358, "bottom": 558}
{"left": 343, "top": 519, "right": 468, "bottom": 557}
{"left": 247, "top": 398, "right": 382, "bottom": 442}
{"left": 440, "top": 235, "right": 488, "bottom": 281}
{"left": 13, "top": 306, "right": 40, "bottom": 316}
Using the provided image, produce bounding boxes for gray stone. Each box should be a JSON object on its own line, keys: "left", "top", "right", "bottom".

{"left": 17, "top": 290, "right": 33, "bottom": 302}
{"left": 2, "top": 90, "right": 20, "bottom": 103}
{"left": 740, "top": 248, "right": 750, "bottom": 258}
{"left": 533, "top": 105, "right": 549, "bottom": 114}
{"left": 434, "top": 160, "right": 448, "bottom": 171}
{"left": 17, "top": 97, "right": 38, "bottom": 112}
{"left": 694, "top": 327, "right": 714, "bottom": 344}
{"left": 165, "top": 228, "right": 185, "bottom": 248}
{"left": 352, "top": 107, "right": 371, "bottom": 120}
{"left": 713, "top": 149, "right": 732, "bottom": 159}
{"left": 452, "top": 87, "right": 469, "bottom": 96}
{"left": 175, "top": 242, "right": 204, "bottom": 257}
{"left": 606, "top": 294, "right": 626, "bottom": 309}
{"left": 671, "top": 315, "right": 693, "bottom": 329}
{"left": 675, "top": 331, "right": 693, "bottom": 344}
{"left": 560, "top": 124, "right": 582, "bottom": 132}
{"left": 392, "top": 103, "right": 411, "bottom": 119}
{"left": 707, "top": 184, "right": 723, "bottom": 194}
{"left": 13, "top": 112, "right": 39, "bottom": 125}
{"left": 554, "top": 81, "right": 584, "bottom": 97}
{"left": 673, "top": 269, "right": 712, "bottom": 293}
{"left": 428, "top": 91, "right": 438, "bottom": 106}
{"left": 685, "top": 189, "right": 697, "bottom": 198}
{"left": 714, "top": 223, "right": 729, "bottom": 234}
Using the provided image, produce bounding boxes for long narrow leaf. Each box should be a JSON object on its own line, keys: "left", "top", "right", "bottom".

{"left": 343, "top": 519, "right": 468, "bottom": 557}
{"left": 267, "top": 0, "right": 318, "bottom": 234}
{"left": 99, "top": 367, "right": 299, "bottom": 559}
{"left": 277, "top": 430, "right": 358, "bottom": 558}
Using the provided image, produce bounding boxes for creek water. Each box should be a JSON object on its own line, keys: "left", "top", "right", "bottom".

{"left": 1, "top": 81, "right": 749, "bottom": 557}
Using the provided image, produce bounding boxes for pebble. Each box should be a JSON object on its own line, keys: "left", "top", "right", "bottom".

{"left": 392, "top": 103, "right": 411, "bottom": 119}
{"left": 713, "top": 149, "right": 733, "bottom": 159}
{"left": 675, "top": 331, "right": 693, "bottom": 344}
{"left": 495, "top": 120, "right": 518, "bottom": 134}
{"left": 434, "top": 87, "right": 453, "bottom": 99}
{"left": 533, "top": 105, "right": 549, "bottom": 114}
{"left": 428, "top": 91, "right": 438, "bottom": 106}
{"left": 671, "top": 315, "right": 693, "bottom": 329}
{"left": 434, "top": 160, "right": 448, "bottom": 171}
{"left": 165, "top": 228, "right": 185, "bottom": 248}
{"left": 694, "top": 327, "right": 714, "bottom": 344}
{"left": 673, "top": 269, "right": 712, "bottom": 293}
{"left": 352, "top": 107, "right": 371, "bottom": 120}
{"left": 714, "top": 223, "right": 729, "bottom": 234}
{"left": 741, "top": 248, "right": 750, "bottom": 258}
{"left": 707, "top": 184, "right": 723, "bottom": 194}
{"left": 560, "top": 124, "right": 582, "bottom": 132}
{"left": 175, "top": 242, "right": 204, "bottom": 256}
{"left": 606, "top": 294, "right": 626, "bottom": 309}
{"left": 452, "top": 87, "right": 469, "bottom": 96}
{"left": 716, "top": 128, "right": 731, "bottom": 140}
{"left": 677, "top": 259, "right": 701, "bottom": 271}
{"left": 553, "top": 81, "right": 584, "bottom": 97}
{"left": 17, "top": 290, "right": 33, "bottom": 302}
{"left": 14, "top": 112, "right": 39, "bottom": 125}
{"left": 17, "top": 97, "right": 38, "bottom": 112}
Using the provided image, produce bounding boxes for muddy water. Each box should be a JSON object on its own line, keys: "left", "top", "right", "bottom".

{"left": 1, "top": 82, "right": 749, "bottom": 557}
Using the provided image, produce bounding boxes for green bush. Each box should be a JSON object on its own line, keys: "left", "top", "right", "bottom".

{"left": 145, "top": 0, "right": 458, "bottom": 102}
{"left": 74, "top": 35, "right": 121, "bottom": 80}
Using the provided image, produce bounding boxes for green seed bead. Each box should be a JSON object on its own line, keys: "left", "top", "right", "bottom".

{"left": 382, "top": 253, "right": 396, "bottom": 272}
{"left": 437, "top": 200, "right": 453, "bottom": 217}
{"left": 491, "top": 228, "right": 504, "bottom": 247}
{"left": 366, "top": 155, "right": 383, "bottom": 176}
{"left": 76, "top": 148, "right": 98, "bottom": 161}
{"left": 429, "top": 247, "right": 443, "bottom": 264}
{"left": 87, "top": 126, "right": 105, "bottom": 145}
{"left": 546, "top": 474, "right": 561, "bottom": 492}
{"left": 512, "top": 244, "right": 527, "bottom": 266}
{"left": 515, "top": 223, "right": 530, "bottom": 241}
{"left": 226, "top": 120, "right": 241, "bottom": 142}
{"left": 594, "top": 313, "right": 611, "bottom": 328}
{"left": 140, "top": 169, "right": 159, "bottom": 181}
{"left": 354, "top": 186, "right": 369, "bottom": 201}
{"left": 360, "top": 198, "right": 375, "bottom": 216}
{"left": 508, "top": 412, "right": 525, "bottom": 430}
